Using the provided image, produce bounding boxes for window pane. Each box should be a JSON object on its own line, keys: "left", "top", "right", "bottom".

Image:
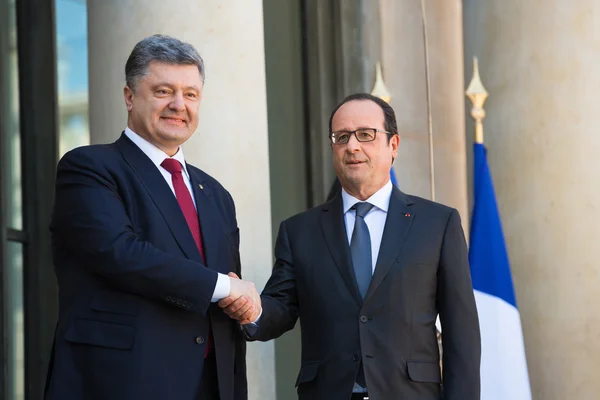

{"left": 56, "top": 0, "right": 89, "bottom": 157}
{"left": 4, "top": 241, "right": 25, "bottom": 400}
{"left": 2, "top": 0, "right": 22, "bottom": 230}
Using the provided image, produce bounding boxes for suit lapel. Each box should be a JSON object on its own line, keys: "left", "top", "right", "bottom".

{"left": 115, "top": 134, "right": 202, "bottom": 262}
{"left": 188, "top": 167, "right": 225, "bottom": 273}
{"left": 364, "top": 187, "right": 415, "bottom": 302}
{"left": 320, "top": 193, "right": 363, "bottom": 306}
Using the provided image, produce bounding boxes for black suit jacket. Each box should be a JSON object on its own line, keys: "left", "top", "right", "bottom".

{"left": 249, "top": 187, "right": 480, "bottom": 400}
{"left": 45, "top": 134, "right": 247, "bottom": 400}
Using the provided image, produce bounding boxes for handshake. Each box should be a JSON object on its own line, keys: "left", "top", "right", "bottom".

{"left": 219, "top": 273, "right": 261, "bottom": 325}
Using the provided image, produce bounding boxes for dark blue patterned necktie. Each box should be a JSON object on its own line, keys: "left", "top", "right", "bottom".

{"left": 350, "top": 202, "right": 374, "bottom": 299}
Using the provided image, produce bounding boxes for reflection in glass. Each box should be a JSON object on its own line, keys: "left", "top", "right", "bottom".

{"left": 3, "top": 0, "right": 22, "bottom": 230}
{"left": 5, "top": 241, "right": 24, "bottom": 400}
{"left": 56, "top": 0, "right": 90, "bottom": 157}
{"left": 2, "top": 1, "right": 25, "bottom": 398}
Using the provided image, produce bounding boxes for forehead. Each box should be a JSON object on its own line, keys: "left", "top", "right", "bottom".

{"left": 142, "top": 61, "right": 203, "bottom": 86}
{"left": 332, "top": 100, "right": 385, "bottom": 130}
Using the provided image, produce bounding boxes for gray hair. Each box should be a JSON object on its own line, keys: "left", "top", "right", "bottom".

{"left": 125, "top": 34, "right": 205, "bottom": 90}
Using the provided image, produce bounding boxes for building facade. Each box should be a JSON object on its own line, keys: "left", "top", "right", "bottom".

{"left": 1, "top": 0, "right": 598, "bottom": 399}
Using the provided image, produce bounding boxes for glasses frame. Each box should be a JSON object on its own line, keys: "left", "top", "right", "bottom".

{"left": 329, "top": 128, "right": 393, "bottom": 145}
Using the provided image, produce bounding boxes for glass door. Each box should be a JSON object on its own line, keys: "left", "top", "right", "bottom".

{"left": 2, "top": 0, "right": 61, "bottom": 398}
{"left": 1, "top": 0, "right": 25, "bottom": 398}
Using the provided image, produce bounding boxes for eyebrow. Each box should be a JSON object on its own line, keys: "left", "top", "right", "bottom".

{"left": 183, "top": 85, "right": 201, "bottom": 92}
{"left": 152, "top": 83, "right": 201, "bottom": 92}
{"left": 333, "top": 126, "right": 377, "bottom": 132}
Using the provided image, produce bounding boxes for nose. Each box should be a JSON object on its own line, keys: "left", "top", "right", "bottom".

{"left": 345, "top": 133, "right": 362, "bottom": 153}
{"left": 169, "top": 92, "right": 185, "bottom": 111}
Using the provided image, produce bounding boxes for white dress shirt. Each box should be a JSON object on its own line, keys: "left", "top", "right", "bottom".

{"left": 342, "top": 179, "right": 393, "bottom": 273}
{"left": 342, "top": 180, "right": 393, "bottom": 393}
{"left": 124, "top": 128, "right": 230, "bottom": 302}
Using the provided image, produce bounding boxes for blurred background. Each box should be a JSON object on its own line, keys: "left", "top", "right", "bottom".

{"left": 1, "top": 1, "right": 598, "bottom": 399}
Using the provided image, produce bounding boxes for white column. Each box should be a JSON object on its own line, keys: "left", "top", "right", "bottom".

{"left": 380, "top": 0, "right": 469, "bottom": 228}
{"left": 87, "top": 1, "right": 275, "bottom": 399}
{"left": 464, "top": 1, "right": 600, "bottom": 398}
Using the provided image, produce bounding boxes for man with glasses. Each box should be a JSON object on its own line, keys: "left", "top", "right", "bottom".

{"left": 221, "top": 93, "right": 481, "bottom": 399}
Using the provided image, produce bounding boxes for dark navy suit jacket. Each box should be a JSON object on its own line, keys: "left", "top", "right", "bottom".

{"left": 44, "top": 134, "right": 247, "bottom": 400}
{"left": 249, "top": 188, "right": 480, "bottom": 400}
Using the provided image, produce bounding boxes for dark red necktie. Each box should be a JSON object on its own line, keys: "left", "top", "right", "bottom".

{"left": 161, "top": 158, "right": 213, "bottom": 356}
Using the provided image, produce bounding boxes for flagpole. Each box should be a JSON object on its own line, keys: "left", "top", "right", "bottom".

{"left": 420, "top": 0, "right": 436, "bottom": 202}
{"left": 466, "top": 57, "right": 488, "bottom": 143}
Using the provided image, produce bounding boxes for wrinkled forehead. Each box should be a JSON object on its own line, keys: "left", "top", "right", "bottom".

{"left": 140, "top": 62, "right": 204, "bottom": 86}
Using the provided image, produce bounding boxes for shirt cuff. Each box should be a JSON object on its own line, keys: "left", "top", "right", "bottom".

{"left": 211, "top": 273, "right": 231, "bottom": 302}
{"left": 249, "top": 308, "right": 262, "bottom": 325}
{"left": 241, "top": 309, "right": 262, "bottom": 336}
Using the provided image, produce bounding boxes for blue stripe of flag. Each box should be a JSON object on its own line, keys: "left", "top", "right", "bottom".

{"left": 469, "top": 143, "right": 517, "bottom": 308}
{"left": 390, "top": 167, "right": 398, "bottom": 186}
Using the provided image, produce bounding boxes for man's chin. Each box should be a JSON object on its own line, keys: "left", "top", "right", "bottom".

{"left": 344, "top": 168, "right": 366, "bottom": 178}
{"left": 157, "top": 128, "right": 192, "bottom": 142}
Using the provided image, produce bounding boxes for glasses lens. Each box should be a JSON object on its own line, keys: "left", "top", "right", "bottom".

{"left": 333, "top": 132, "right": 350, "bottom": 144}
{"left": 356, "top": 129, "right": 376, "bottom": 142}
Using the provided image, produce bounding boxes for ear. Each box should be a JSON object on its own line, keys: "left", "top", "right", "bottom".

{"left": 124, "top": 86, "right": 134, "bottom": 112}
{"left": 390, "top": 133, "right": 400, "bottom": 159}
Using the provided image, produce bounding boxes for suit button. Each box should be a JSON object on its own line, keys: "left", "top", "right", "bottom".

{"left": 360, "top": 315, "right": 368, "bottom": 323}
{"left": 195, "top": 336, "right": 205, "bottom": 345}
{"left": 176, "top": 299, "right": 183, "bottom": 306}
{"left": 352, "top": 353, "right": 360, "bottom": 362}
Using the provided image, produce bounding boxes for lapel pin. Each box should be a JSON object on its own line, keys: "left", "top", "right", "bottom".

{"left": 404, "top": 213, "right": 411, "bottom": 217}
{"left": 198, "top": 184, "right": 204, "bottom": 190}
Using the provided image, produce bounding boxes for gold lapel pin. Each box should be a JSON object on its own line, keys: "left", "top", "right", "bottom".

{"left": 199, "top": 184, "right": 204, "bottom": 190}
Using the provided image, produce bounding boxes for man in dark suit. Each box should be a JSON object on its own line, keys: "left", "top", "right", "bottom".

{"left": 221, "top": 93, "right": 481, "bottom": 399}
{"left": 44, "top": 35, "right": 259, "bottom": 400}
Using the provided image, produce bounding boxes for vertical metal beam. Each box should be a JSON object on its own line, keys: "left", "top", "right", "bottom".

{"left": 0, "top": 0, "right": 8, "bottom": 395}
{"left": 15, "top": 0, "right": 59, "bottom": 397}
{"left": 360, "top": 0, "right": 383, "bottom": 93}
{"left": 336, "top": 0, "right": 365, "bottom": 95}
{"left": 302, "top": 0, "right": 382, "bottom": 204}
{"left": 302, "top": 0, "right": 339, "bottom": 204}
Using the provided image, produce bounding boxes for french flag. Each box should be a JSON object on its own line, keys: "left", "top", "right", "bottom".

{"left": 469, "top": 143, "right": 532, "bottom": 399}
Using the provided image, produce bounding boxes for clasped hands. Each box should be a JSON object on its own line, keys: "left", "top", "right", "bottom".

{"left": 219, "top": 272, "right": 261, "bottom": 325}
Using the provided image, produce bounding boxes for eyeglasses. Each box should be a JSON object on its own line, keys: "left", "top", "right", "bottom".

{"left": 329, "top": 128, "right": 393, "bottom": 145}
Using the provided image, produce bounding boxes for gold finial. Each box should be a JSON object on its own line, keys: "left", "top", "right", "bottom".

{"left": 465, "top": 57, "right": 488, "bottom": 144}
{"left": 371, "top": 62, "right": 392, "bottom": 103}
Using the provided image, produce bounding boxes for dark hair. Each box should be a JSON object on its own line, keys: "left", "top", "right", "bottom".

{"left": 125, "top": 34, "right": 205, "bottom": 91}
{"left": 328, "top": 93, "right": 398, "bottom": 142}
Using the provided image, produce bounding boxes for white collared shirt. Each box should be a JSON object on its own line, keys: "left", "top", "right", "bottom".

{"left": 342, "top": 180, "right": 393, "bottom": 273}
{"left": 124, "top": 128, "right": 196, "bottom": 206}
{"left": 124, "top": 128, "right": 230, "bottom": 302}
